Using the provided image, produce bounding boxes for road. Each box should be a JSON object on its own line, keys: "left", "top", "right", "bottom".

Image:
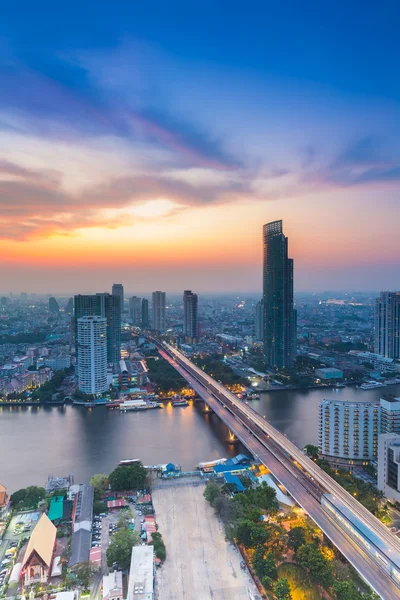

{"left": 157, "top": 342, "right": 400, "bottom": 600}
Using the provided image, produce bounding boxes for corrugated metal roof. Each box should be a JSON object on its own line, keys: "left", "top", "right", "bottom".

{"left": 75, "top": 484, "right": 94, "bottom": 523}
{"left": 68, "top": 529, "right": 91, "bottom": 567}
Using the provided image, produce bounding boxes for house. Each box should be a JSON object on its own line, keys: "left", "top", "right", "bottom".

{"left": 21, "top": 514, "right": 56, "bottom": 585}
{"left": 102, "top": 570, "right": 123, "bottom": 600}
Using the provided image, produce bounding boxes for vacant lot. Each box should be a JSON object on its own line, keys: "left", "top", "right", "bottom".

{"left": 152, "top": 480, "right": 259, "bottom": 600}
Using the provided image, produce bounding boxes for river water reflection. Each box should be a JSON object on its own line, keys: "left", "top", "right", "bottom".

{"left": 1, "top": 384, "right": 399, "bottom": 492}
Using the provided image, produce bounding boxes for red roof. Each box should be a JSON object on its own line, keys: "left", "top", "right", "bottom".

{"left": 89, "top": 547, "right": 102, "bottom": 565}
{"left": 107, "top": 499, "right": 127, "bottom": 509}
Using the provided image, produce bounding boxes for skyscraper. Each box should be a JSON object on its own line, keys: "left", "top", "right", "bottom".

{"left": 263, "top": 220, "right": 296, "bottom": 369}
{"left": 374, "top": 291, "right": 400, "bottom": 359}
{"left": 77, "top": 316, "right": 108, "bottom": 395}
{"left": 112, "top": 283, "right": 124, "bottom": 315}
{"left": 74, "top": 293, "right": 121, "bottom": 363}
{"left": 48, "top": 297, "right": 60, "bottom": 314}
{"left": 183, "top": 290, "right": 198, "bottom": 340}
{"left": 129, "top": 296, "right": 142, "bottom": 326}
{"left": 255, "top": 299, "right": 263, "bottom": 341}
{"left": 141, "top": 298, "right": 149, "bottom": 328}
{"left": 152, "top": 291, "right": 166, "bottom": 332}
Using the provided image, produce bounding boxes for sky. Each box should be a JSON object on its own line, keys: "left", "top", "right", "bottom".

{"left": 0, "top": 1, "right": 400, "bottom": 294}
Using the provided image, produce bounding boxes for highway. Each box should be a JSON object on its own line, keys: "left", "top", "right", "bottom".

{"left": 156, "top": 341, "right": 400, "bottom": 600}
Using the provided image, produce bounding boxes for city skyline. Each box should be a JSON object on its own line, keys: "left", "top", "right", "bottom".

{"left": 1, "top": 4, "right": 400, "bottom": 292}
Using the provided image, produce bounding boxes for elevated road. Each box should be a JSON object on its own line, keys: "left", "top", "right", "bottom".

{"left": 156, "top": 341, "right": 400, "bottom": 600}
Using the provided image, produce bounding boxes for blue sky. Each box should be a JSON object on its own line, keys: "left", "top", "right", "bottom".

{"left": 0, "top": 1, "right": 399, "bottom": 293}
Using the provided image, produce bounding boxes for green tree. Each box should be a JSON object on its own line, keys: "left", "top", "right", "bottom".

{"left": 74, "top": 560, "right": 98, "bottom": 592}
{"left": 264, "top": 552, "right": 278, "bottom": 579}
{"left": 109, "top": 463, "right": 147, "bottom": 491}
{"left": 150, "top": 531, "right": 167, "bottom": 561}
{"left": 251, "top": 525, "right": 269, "bottom": 547}
{"left": 304, "top": 445, "right": 319, "bottom": 460}
{"left": 297, "top": 543, "right": 333, "bottom": 589}
{"left": 93, "top": 501, "right": 107, "bottom": 514}
{"left": 10, "top": 486, "right": 46, "bottom": 509}
{"left": 287, "top": 526, "right": 306, "bottom": 552}
{"left": 252, "top": 546, "right": 267, "bottom": 579}
{"left": 262, "top": 576, "right": 274, "bottom": 591}
{"left": 204, "top": 481, "right": 221, "bottom": 504}
{"left": 107, "top": 529, "right": 140, "bottom": 570}
{"left": 274, "top": 578, "right": 292, "bottom": 600}
{"left": 236, "top": 520, "right": 254, "bottom": 547}
{"left": 90, "top": 474, "right": 108, "bottom": 496}
{"left": 332, "top": 580, "right": 360, "bottom": 600}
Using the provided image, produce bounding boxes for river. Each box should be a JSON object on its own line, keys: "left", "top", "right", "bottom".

{"left": 1, "top": 384, "right": 399, "bottom": 492}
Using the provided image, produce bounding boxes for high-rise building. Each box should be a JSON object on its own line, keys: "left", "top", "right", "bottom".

{"left": 262, "top": 220, "right": 296, "bottom": 369}
{"left": 374, "top": 291, "right": 400, "bottom": 359}
{"left": 48, "top": 297, "right": 60, "bottom": 314}
{"left": 183, "top": 290, "right": 198, "bottom": 340}
{"left": 112, "top": 283, "right": 124, "bottom": 315}
{"left": 152, "top": 291, "right": 166, "bottom": 332}
{"left": 318, "top": 399, "right": 380, "bottom": 469}
{"left": 255, "top": 300, "right": 263, "bottom": 341}
{"left": 141, "top": 298, "right": 149, "bottom": 328}
{"left": 380, "top": 396, "right": 400, "bottom": 434}
{"left": 77, "top": 316, "right": 108, "bottom": 395}
{"left": 378, "top": 433, "right": 400, "bottom": 502}
{"left": 129, "top": 296, "right": 142, "bottom": 326}
{"left": 74, "top": 293, "right": 121, "bottom": 363}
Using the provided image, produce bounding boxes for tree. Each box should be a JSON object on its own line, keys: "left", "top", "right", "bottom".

{"left": 287, "top": 526, "right": 306, "bottom": 552}
{"left": 262, "top": 576, "right": 274, "bottom": 591}
{"left": 204, "top": 481, "right": 221, "bottom": 504}
{"left": 150, "top": 531, "right": 167, "bottom": 561}
{"left": 252, "top": 546, "right": 267, "bottom": 579}
{"left": 90, "top": 474, "right": 108, "bottom": 496}
{"left": 236, "top": 520, "right": 254, "bottom": 547}
{"left": 108, "top": 463, "right": 147, "bottom": 491}
{"left": 93, "top": 501, "right": 107, "bottom": 514}
{"left": 274, "top": 578, "right": 292, "bottom": 600}
{"left": 74, "top": 561, "right": 98, "bottom": 591}
{"left": 297, "top": 543, "right": 333, "bottom": 589}
{"left": 304, "top": 445, "right": 319, "bottom": 460}
{"left": 10, "top": 486, "right": 46, "bottom": 509}
{"left": 107, "top": 529, "right": 140, "bottom": 570}
{"left": 332, "top": 581, "right": 360, "bottom": 600}
{"left": 264, "top": 552, "right": 278, "bottom": 580}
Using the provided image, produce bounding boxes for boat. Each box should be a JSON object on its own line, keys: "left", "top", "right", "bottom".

{"left": 119, "top": 458, "right": 141, "bottom": 466}
{"left": 172, "top": 398, "right": 189, "bottom": 407}
{"left": 197, "top": 458, "right": 227, "bottom": 469}
{"left": 335, "top": 383, "right": 346, "bottom": 388}
{"left": 119, "top": 399, "right": 163, "bottom": 412}
{"left": 246, "top": 388, "right": 260, "bottom": 400}
{"left": 360, "top": 381, "right": 386, "bottom": 390}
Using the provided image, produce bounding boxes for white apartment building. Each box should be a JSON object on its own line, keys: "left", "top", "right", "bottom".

{"left": 378, "top": 433, "right": 400, "bottom": 503}
{"left": 319, "top": 399, "right": 380, "bottom": 468}
{"left": 77, "top": 316, "right": 107, "bottom": 395}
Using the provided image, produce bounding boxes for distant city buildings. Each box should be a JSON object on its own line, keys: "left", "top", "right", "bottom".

{"left": 112, "top": 283, "right": 124, "bottom": 315}
{"left": 255, "top": 300, "right": 263, "bottom": 341}
{"left": 374, "top": 291, "right": 400, "bottom": 359}
{"left": 152, "top": 291, "right": 166, "bottom": 332}
{"left": 74, "top": 293, "right": 121, "bottom": 364}
{"left": 141, "top": 298, "right": 149, "bottom": 328}
{"left": 183, "top": 290, "right": 198, "bottom": 340}
{"left": 129, "top": 296, "right": 142, "bottom": 326}
{"left": 263, "top": 220, "right": 296, "bottom": 369}
{"left": 76, "top": 316, "right": 108, "bottom": 395}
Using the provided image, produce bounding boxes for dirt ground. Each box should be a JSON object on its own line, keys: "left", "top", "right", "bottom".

{"left": 152, "top": 479, "right": 260, "bottom": 600}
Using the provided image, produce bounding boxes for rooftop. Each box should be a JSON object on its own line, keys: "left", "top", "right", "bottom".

{"left": 22, "top": 513, "right": 56, "bottom": 570}
{"left": 68, "top": 529, "right": 91, "bottom": 568}
{"left": 127, "top": 545, "right": 154, "bottom": 600}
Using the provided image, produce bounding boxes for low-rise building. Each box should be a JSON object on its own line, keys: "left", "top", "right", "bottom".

{"left": 103, "top": 570, "right": 123, "bottom": 600}
{"left": 315, "top": 367, "right": 343, "bottom": 380}
{"left": 127, "top": 545, "right": 154, "bottom": 600}
{"left": 21, "top": 514, "right": 56, "bottom": 586}
{"left": 0, "top": 482, "right": 9, "bottom": 518}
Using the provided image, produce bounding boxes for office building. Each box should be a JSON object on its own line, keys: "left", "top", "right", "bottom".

{"left": 48, "top": 297, "right": 60, "bottom": 314}
{"left": 263, "top": 220, "right": 296, "bottom": 369}
{"left": 183, "top": 290, "right": 198, "bottom": 340}
{"left": 255, "top": 300, "right": 263, "bottom": 341}
{"left": 129, "top": 296, "right": 142, "bottom": 326}
{"left": 374, "top": 291, "right": 400, "bottom": 359}
{"left": 141, "top": 298, "right": 149, "bottom": 328}
{"left": 112, "top": 283, "right": 124, "bottom": 315}
{"left": 378, "top": 433, "right": 400, "bottom": 503}
{"left": 318, "top": 399, "right": 380, "bottom": 469}
{"left": 74, "top": 294, "right": 121, "bottom": 363}
{"left": 152, "top": 291, "right": 166, "bottom": 332}
{"left": 77, "top": 316, "right": 107, "bottom": 395}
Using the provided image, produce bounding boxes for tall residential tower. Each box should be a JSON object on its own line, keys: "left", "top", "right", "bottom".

{"left": 183, "top": 290, "right": 199, "bottom": 340}
{"left": 112, "top": 283, "right": 124, "bottom": 315}
{"left": 74, "top": 293, "right": 121, "bottom": 363}
{"left": 263, "top": 220, "right": 296, "bottom": 369}
{"left": 374, "top": 291, "right": 400, "bottom": 359}
{"left": 152, "top": 291, "right": 166, "bottom": 332}
{"left": 77, "top": 316, "right": 108, "bottom": 395}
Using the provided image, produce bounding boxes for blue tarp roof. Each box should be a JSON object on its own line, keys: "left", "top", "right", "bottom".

{"left": 224, "top": 472, "right": 245, "bottom": 492}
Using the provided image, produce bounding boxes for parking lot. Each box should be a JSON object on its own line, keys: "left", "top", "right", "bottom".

{"left": 0, "top": 511, "right": 39, "bottom": 595}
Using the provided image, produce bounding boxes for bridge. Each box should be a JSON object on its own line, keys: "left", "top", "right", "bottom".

{"left": 155, "top": 340, "right": 400, "bottom": 600}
